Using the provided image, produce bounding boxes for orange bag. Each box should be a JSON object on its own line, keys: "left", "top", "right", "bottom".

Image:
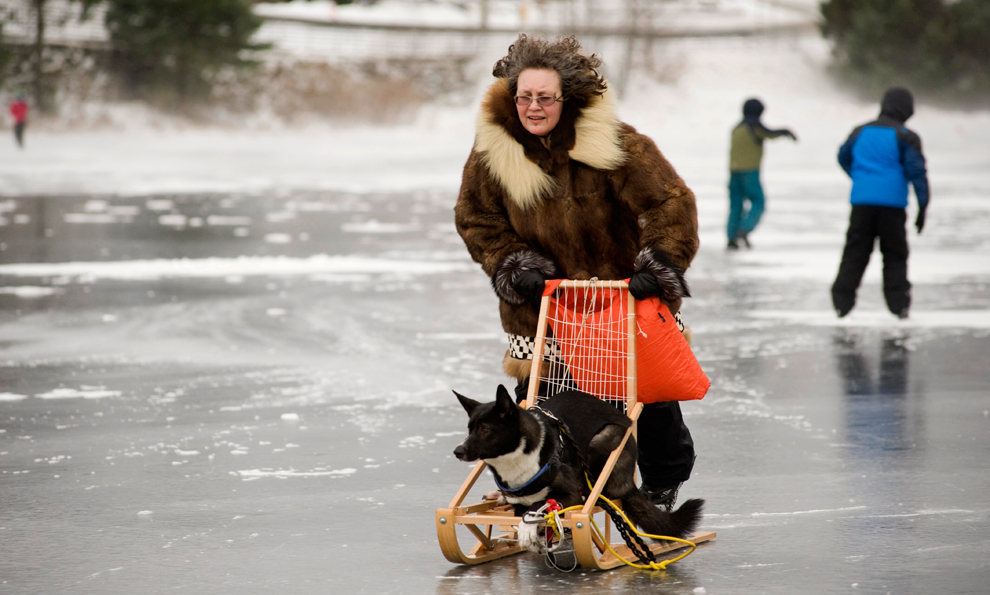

{"left": 543, "top": 280, "right": 709, "bottom": 404}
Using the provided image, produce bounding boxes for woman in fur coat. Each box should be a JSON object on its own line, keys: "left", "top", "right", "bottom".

{"left": 454, "top": 35, "right": 699, "bottom": 510}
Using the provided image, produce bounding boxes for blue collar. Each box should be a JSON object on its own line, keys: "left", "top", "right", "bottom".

{"left": 490, "top": 409, "right": 563, "bottom": 498}
{"left": 493, "top": 459, "right": 558, "bottom": 497}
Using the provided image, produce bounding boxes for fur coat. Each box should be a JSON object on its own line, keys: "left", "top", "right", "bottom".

{"left": 454, "top": 78, "right": 699, "bottom": 380}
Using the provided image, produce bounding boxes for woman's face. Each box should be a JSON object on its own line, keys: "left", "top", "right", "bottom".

{"left": 515, "top": 68, "right": 562, "bottom": 137}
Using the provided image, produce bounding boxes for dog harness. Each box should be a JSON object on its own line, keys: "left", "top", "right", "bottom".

{"left": 491, "top": 407, "right": 566, "bottom": 499}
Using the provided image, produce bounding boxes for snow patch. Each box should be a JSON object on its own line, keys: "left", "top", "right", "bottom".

{"left": 264, "top": 233, "right": 293, "bottom": 244}
{"left": 0, "top": 286, "right": 62, "bottom": 298}
{"left": 234, "top": 467, "right": 357, "bottom": 480}
{"left": 342, "top": 220, "right": 420, "bottom": 233}
{"left": 34, "top": 388, "right": 121, "bottom": 400}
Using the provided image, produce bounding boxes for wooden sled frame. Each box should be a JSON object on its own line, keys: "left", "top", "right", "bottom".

{"left": 437, "top": 280, "right": 715, "bottom": 569}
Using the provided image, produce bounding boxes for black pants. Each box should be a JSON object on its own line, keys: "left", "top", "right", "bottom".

{"left": 14, "top": 122, "right": 25, "bottom": 148}
{"left": 515, "top": 380, "right": 695, "bottom": 490}
{"left": 636, "top": 401, "right": 695, "bottom": 488}
{"left": 832, "top": 205, "right": 911, "bottom": 316}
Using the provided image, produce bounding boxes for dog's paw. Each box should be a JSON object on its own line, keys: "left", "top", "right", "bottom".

{"left": 483, "top": 491, "right": 507, "bottom": 505}
{"left": 517, "top": 523, "right": 543, "bottom": 552}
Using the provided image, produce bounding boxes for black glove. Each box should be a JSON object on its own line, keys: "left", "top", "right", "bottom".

{"left": 628, "top": 271, "right": 661, "bottom": 301}
{"left": 915, "top": 207, "right": 926, "bottom": 234}
{"left": 511, "top": 269, "right": 547, "bottom": 302}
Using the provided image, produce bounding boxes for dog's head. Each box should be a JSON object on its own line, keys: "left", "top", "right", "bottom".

{"left": 452, "top": 385, "right": 522, "bottom": 462}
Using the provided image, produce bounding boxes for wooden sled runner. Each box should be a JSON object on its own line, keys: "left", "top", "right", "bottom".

{"left": 437, "top": 279, "right": 715, "bottom": 570}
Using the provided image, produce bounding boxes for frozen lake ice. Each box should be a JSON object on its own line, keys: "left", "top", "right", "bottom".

{"left": 1, "top": 179, "right": 988, "bottom": 594}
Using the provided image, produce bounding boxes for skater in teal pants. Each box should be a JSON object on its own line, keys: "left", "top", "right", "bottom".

{"left": 727, "top": 98, "right": 796, "bottom": 249}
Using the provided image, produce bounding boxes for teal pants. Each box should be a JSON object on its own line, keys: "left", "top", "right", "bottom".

{"left": 727, "top": 170, "right": 765, "bottom": 241}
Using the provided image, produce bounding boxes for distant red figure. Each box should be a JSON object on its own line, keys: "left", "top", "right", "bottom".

{"left": 10, "top": 96, "right": 28, "bottom": 148}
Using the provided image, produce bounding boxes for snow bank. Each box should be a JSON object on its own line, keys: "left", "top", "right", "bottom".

{"left": 2, "top": 32, "right": 985, "bottom": 199}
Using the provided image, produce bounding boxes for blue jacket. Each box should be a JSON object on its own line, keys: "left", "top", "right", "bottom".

{"left": 838, "top": 115, "right": 929, "bottom": 209}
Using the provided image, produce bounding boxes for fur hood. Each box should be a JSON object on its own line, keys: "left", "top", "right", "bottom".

{"left": 455, "top": 77, "right": 700, "bottom": 377}
{"left": 474, "top": 78, "right": 627, "bottom": 210}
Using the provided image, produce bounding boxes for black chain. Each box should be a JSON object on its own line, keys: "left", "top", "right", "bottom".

{"left": 599, "top": 497, "right": 657, "bottom": 565}
{"left": 545, "top": 413, "right": 657, "bottom": 566}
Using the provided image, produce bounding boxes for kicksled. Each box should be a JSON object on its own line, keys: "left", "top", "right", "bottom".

{"left": 436, "top": 279, "right": 715, "bottom": 570}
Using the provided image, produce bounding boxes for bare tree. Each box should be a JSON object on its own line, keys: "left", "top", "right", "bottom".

{"left": 617, "top": 0, "right": 655, "bottom": 94}
{"left": 31, "top": 0, "right": 46, "bottom": 111}
{"left": 25, "top": 0, "right": 101, "bottom": 113}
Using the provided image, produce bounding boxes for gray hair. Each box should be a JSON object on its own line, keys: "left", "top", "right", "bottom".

{"left": 492, "top": 35, "right": 606, "bottom": 106}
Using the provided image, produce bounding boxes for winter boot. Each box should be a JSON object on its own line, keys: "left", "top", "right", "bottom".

{"left": 639, "top": 482, "right": 682, "bottom": 513}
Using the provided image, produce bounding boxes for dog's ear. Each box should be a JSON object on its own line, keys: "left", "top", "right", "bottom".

{"left": 495, "top": 385, "right": 517, "bottom": 418}
{"left": 453, "top": 390, "right": 480, "bottom": 416}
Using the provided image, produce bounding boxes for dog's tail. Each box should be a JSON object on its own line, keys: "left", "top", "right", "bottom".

{"left": 618, "top": 491, "right": 704, "bottom": 540}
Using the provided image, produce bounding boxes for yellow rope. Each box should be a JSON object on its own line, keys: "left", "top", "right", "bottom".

{"left": 536, "top": 432, "right": 697, "bottom": 570}
{"left": 539, "top": 493, "right": 697, "bottom": 571}
{"left": 591, "top": 493, "right": 696, "bottom": 570}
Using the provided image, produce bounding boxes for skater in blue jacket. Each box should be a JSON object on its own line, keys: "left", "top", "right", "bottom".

{"left": 831, "top": 87, "right": 929, "bottom": 319}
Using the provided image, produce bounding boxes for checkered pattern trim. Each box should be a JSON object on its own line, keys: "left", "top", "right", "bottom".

{"left": 507, "top": 334, "right": 563, "bottom": 361}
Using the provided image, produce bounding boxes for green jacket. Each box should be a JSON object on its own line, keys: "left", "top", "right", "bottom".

{"left": 729, "top": 123, "right": 791, "bottom": 172}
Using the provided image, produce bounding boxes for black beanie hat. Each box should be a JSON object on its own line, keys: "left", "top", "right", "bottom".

{"left": 880, "top": 87, "right": 914, "bottom": 123}
{"left": 742, "top": 98, "right": 764, "bottom": 117}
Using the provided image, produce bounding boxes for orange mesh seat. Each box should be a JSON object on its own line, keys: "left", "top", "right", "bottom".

{"left": 542, "top": 280, "right": 709, "bottom": 405}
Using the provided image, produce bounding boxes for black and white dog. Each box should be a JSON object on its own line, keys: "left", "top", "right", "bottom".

{"left": 453, "top": 385, "right": 704, "bottom": 551}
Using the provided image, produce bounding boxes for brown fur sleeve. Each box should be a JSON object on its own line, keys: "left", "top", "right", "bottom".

{"left": 454, "top": 150, "right": 556, "bottom": 303}
{"left": 610, "top": 126, "right": 699, "bottom": 272}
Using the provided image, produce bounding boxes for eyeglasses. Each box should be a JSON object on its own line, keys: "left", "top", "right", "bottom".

{"left": 514, "top": 95, "right": 562, "bottom": 107}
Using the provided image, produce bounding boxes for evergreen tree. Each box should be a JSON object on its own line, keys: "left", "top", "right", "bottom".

{"left": 105, "top": 0, "right": 269, "bottom": 107}
{"left": 923, "top": 0, "right": 990, "bottom": 94}
{"left": 820, "top": 0, "right": 990, "bottom": 103}
{"left": 0, "top": 18, "right": 11, "bottom": 85}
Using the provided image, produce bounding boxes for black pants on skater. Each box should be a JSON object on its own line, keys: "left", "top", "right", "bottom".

{"left": 14, "top": 121, "right": 25, "bottom": 148}
{"left": 515, "top": 379, "right": 695, "bottom": 490}
{"left": 832, "top": 205, "right": 911, "bottom": 316}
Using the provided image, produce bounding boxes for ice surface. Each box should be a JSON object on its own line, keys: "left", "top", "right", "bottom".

{"left": 0, "top": 254, "right": 472, "bottom": 280}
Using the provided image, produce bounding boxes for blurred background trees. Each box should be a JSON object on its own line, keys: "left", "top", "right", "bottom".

{"left": 105, "top": 0, "right": 269, "bottom": 109}
{"left": 0, "top": 7, "right": 13, "bottom": 79}
{"left": 0, "top": 0, "right": 102, "bottom": 113}
{"left": 821, "top": 0, "right": 990, "bottom": 104}
{"left": 0, "top": 0, "right": 268, "bottom": 114}
{"left": 3, "top": 0, "right": 989, "bottom": 119}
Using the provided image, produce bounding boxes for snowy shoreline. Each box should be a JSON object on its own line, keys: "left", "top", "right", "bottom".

{"left": 2, "top": 32, "right": 987, "bottom": 200}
